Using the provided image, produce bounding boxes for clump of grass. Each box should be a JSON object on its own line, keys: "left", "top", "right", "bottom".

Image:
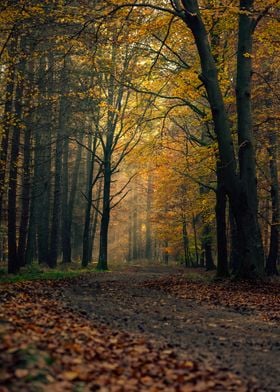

{"left": 0, "top": 262, "right": 100, "bottom": 284}
{"left": 183, "top": 269, "right": 216, "bottom": 283}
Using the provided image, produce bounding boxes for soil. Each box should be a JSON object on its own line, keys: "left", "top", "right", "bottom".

{"left": 62, "top": 265, "right": 280, "bottom": 392}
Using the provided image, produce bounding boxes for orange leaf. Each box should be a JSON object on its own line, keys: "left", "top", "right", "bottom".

{"left": 61, "top": 371, "right": 79, "bottom": 381}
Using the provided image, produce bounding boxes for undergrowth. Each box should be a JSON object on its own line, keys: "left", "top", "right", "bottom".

{"left": 0, "top": 263, "right": 107, "bottom": 284}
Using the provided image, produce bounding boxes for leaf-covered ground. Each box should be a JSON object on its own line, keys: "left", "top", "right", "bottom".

{"left": 0, "top": 266, "right": 279, "bottom": 391}
{"left": 142, "top": 272, "right": 280, "bottom": 322}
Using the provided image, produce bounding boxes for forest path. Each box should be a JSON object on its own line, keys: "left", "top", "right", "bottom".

{"left": 64, "top": 265, "right": 280, "bottom": 392}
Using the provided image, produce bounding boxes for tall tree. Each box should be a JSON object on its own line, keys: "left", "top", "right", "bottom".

{"left": 171, "top": 0, "right": 264, "bottom": 278}
{"left": 8, "top": 36, "right": 27, "bottom": 273}
{"left": 49, "top": 59, "right": 68, "bottom": 268}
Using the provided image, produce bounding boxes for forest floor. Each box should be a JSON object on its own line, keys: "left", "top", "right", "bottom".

{"left": 0, "top": 264, "right": 279, "bottom": 391}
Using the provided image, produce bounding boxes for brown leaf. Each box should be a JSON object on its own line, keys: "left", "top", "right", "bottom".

{"left": 15, "top": 368, "right": 29, "bottom": 378}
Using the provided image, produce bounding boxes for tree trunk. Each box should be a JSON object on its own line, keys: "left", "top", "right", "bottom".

{"left": 82, "top": 133, "right": 98, "bottom": 267}
{"left": 97, "top": 161, "right": 110, "bottom": 270}
{"left": 17, "top": 58, "right": 36, "bottom": 266}
{"left": 8, "top": 45, "right": 26, "bottom": 273}
{"left": 0, "top": 58, "right": 16, "bottom": 223}
{"left": 25, "top": 113, "right": 41, "bottom": 265}
{"left": 132, "top": 189, "right": 138, "bottom": 260}
{"left": 36, "top": 55, "right": 52, "bottom": 265}
{"left": 266, "top": 131, "right": 279, "bottom": 275}
{"left": 62, "top": 136, "right": 71, "bottom": 263}
{"left": 49, "top": 62, "right": 67, "bottom": 268}
{"left": 182, "top": 216, "right": 190, "bottom": 267}
{"left": 201, "top": 223, "right": 216, "bottom": 270}
{"left": 89, "top": 180, "right": 102, "bottom": 262}
{"left": 17, "top": 117, "right": 31, "bottom": 266}
{"left": 128, "top": 211, "right": 132, "bottom": 261}
{"left": 181, "top": 0, "right": 264, "bottom": 278}
{"left": 229, "top": 206, "right": 240, "bottom": 273}
{"left": 145, "top": 174, "right": 152, "bottom": 260}
{"left": 8, "top": 107, "right": 21, "bottom": 273}
{"left": 0, "top": 38, "right": 17, "bottom": 262}
{"left": 216, "top": 163, "right": 229, "bottom": 277}
{"left": 65, "top": 137, "right": 83, "bottom": 263}
{"left": 192, "top": 213, "right": 199, "bottom": 266}
{"left": 233, "top": 0, "right": 264, "bottom": 278}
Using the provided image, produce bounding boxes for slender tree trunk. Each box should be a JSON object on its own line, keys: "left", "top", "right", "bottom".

{"left": 0, "top": 59, "right": 16, "bottom": 223}
{"left": 127, "top": 210, "right": 132, "bottom": 261}
{"left": 17, "top": 58, "right": 35, "bottom": 266}
{"left": 17, "top": 120, "right": 31, "bottom": 265}
{"left": 82, "top": 133, "right": 98, "bottom": 267}
{"left": 192, "top": 213, "right": 199, "bottom": 266}
{"left": 97, "top": 160, "right": 111, "bottom": 270}
{"left": 0, "top": 66, "right": 16, "bottom": 263}
{"left": 182, "top": 216, "right": 190, "bottom": 267}
{"left": 8, "top": 45, "right": 26, "bottom": 273}
{"left": 201, "top": 223, "right": 216, "bottom": 270}
{"left": 8, "top": 103, "right": 21, "bottom": 273}
{"left": 62, "top": 136, "right": 71, "bottom": 263}
{"left": 266, "top": 131, "right": 279, "bottom": 275}
{"left": 145, "top": 174, "right": 152, "bottom": 260}
{"left": 25, "top": 118, "right": 40, "bottom": 265}
{"left": 97, "top": 40, "right": 126, "bottom": 270}
{"left": 49, "top": 62, "right": 67, "bottom": 268}
{"left": 132, "top": 189, "right": 138, "bottom": 260}
{"left": 216, "top": 163, "right": 229, "bottom": 277}
{"left": 36, "top": 55, "right": 52, "bottom": 264}
{"left": 89, "top": 180, "right": 102, "bottom": 262}
{"left": 64, "top": 137, "right": 83, "bottom": 263}
{"left": 25, "top": 190, "right": 36, "bottom": 265}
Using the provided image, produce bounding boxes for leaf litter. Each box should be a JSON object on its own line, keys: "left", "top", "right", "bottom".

{"left": 0, "top": 270, "right": 278, "bottom": 391}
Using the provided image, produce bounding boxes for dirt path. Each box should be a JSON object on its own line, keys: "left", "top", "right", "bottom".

{"left": 63, "top": 266, "right": 280, "bottom": 392}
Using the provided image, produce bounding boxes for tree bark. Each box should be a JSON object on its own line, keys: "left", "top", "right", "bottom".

{"left": 192, "top": 213, "right": 199, "bottom": 266}
{"left": 64, "top": 136, "right": 83, "bottom": 263}
{"left": 216, "top": 163, "right": 229, "bottom": 277}
{"left": 182, "top": 216, "right": 190, "bottom": 267}
{"left": 0, "top": 58, "right": 16, "bottom": 223}
{"left": 132, "top": 189, "right": 138, "bottom": 260}
{"left": 145, "top": 174, "right": 152, "bottom": 260}
{"left": 8, "top": 40, "right": 26, "bottom": 273}
{"left": 89, "top": 180, "right": 102, "bottom": 263}
{"left": 233, "top": 0, "right": 264, "bottom": 278}
{"left": 82, "top": 133, "right": 97, "bottom": 267}
{"left": 181, "top": 0, "right": 264, "bottom": 278}
{"left": 17, "top": 114, "right": 32, "bottom": 265}
{"left": 266, "top": 131, "right": 279, "bottom": 275}
{"left": 36, "top": 55, "right": 52, "bottom": 265}
{"left": 97, "top": 158, "right": 111, "bottom": 270}
{"left": 62, "top": 136, "right": 71, "bottom": 263}
{"left": 229, "top": 206, "right": 240, "bottom": 273}
{"left": 49, "top": 62, "right": 68, "bottom": 268}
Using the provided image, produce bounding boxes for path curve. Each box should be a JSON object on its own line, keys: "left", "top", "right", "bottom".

{"left": 63, "top": 266, "right": 280, "bottom": 391}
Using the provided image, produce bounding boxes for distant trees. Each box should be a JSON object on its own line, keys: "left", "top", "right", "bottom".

{"left": 0, "top": 1, "right": 104, "bottom": 271}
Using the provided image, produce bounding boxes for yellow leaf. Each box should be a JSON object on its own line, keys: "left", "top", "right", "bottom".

{"left": 62, "top": 371, "right": 79, "bottom": 381}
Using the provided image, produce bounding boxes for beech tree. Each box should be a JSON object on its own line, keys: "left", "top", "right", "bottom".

{"left": 167, "top": 0, "right": 266, "bottom": 278}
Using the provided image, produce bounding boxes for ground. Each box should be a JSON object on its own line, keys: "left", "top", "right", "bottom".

{"left": 0, "top": 264, "right": 279, "bottom": 391}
